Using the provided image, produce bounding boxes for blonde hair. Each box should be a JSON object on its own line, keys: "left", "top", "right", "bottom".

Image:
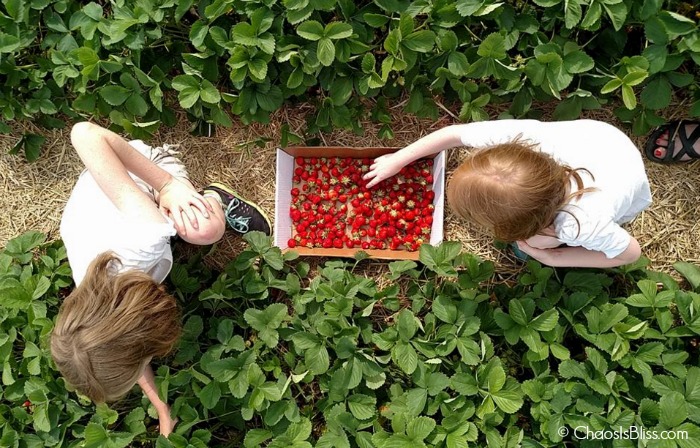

{"left": 51, "top": 253, "right": 181, "bottom": 403}
{"left": 447, "top": 138, "right": 593, "bottom": 241}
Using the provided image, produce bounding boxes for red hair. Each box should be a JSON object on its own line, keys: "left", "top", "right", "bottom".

{"left": 447, "top": 138, "right": 592, "bottom": 241}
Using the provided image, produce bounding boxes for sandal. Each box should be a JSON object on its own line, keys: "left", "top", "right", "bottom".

{"left": 645, "top": 119, "right": 700, "bottom": 164}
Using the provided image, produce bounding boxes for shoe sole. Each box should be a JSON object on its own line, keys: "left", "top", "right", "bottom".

{"left": 207, "top": 182, "right": 273, "bottom": 234}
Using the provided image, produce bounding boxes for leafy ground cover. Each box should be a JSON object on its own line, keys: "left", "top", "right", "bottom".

{"left": 3, "top": 230, "right": 700, "bottom": 447}
{"left": 2, "top": 0, "right": 699, "bottom": 160}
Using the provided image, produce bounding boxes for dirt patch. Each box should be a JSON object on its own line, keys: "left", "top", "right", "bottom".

{"left": 0, "top": 102, "right": 698, "bottom": 276}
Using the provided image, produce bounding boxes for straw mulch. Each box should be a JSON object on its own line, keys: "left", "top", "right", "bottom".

{"left": 0, "top": 102, "right": 698, "bottom": 278}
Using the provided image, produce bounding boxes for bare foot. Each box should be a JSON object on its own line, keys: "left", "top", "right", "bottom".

{"left": 652, "top": 123, "right": 700, "bottom": 161}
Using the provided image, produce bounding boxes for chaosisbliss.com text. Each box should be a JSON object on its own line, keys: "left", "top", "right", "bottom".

{"left": 556, "top": 425, "right": 689, "bottom": 441}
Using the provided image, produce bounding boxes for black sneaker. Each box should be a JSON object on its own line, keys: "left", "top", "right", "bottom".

{"left": 203, "top": 183, "right": 272, "bottom": 236}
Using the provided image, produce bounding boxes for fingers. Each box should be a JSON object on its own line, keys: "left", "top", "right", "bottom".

{"left": 366, "top": 177, "right": 381, "bottom": 189}
{"left": 365, "top": 170, "right": 384, "bottom": 189}
{"left": 190, "top": 194, "right": 211, "bottom": 218}
{"left": 369, "top": 155, "right": 387, "bottom": 171}
{"left": 162, "top": 207, "right": 186, "bottom": 236}
{"left": 180, "top": 202, "right": 199, "bottom": 230}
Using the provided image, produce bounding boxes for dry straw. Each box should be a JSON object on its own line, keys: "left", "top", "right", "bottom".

{"left": 0, "top": 102, "right": 698, "bottom": 277}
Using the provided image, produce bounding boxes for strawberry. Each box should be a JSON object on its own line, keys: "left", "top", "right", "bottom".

{"left": 289, "top": 156, "right": 436, "bottom": 251}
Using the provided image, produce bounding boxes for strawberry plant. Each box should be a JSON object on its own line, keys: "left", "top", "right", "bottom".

{"left": 288, "top": 156, "right": 436, "bottom": 251}
{"left": 2, "top": 0, "right": 699, "bottom": 158}
{"left": 7, "top": 229, "right": 700, "bottom": 445}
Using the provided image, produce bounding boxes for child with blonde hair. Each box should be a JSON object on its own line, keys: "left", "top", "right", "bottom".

{"left": 51, "top": 122, "right": 271, "bottom": 435}
{"left": 364, "top": 119, "right": 651, "bottom": 268}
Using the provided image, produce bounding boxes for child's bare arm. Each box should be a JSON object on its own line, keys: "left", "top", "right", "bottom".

{"left": 516, "top": 237, "right": 642, "bottom": 268}
{"left": 137, "top": 364, "right": 176, "bottom": 436}
{"left": 524, "top": 234, "right": 563, "bottom": 249}
{"left": 364, "top": 120, "right": 546, "bottom": 188}
{"left": 70, "top": 122, "right": 211, "bottom": 231}
{"left": 364, "top": 125, "right": 464, "bottom": 188}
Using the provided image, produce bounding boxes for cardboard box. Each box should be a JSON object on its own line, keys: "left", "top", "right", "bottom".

{"left": 274, "top": 146, "right": 445, "bottom": 260}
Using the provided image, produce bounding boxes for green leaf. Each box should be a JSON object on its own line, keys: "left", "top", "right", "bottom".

{"left": 297, "top": 20, "right": 324, "bottom": 40}
{"left": 205, "top": 0, "right": 234, "bottom": 21}
{"left": 563, "top": 50, "right": 594, "bottom": 74}
{"left": 0, "top": 33, "right": 20, "bottom": 53}
{"left": 245, "top": 303, "right": 288, "bottom": 331}
{"left": 530, "top": 309, "right": 559, "bottom": 331}
{"left": 640, "top": 0, "right": 663, "bottom": 20}
{"left": 172, "top": 75, "right": 202, "bottom": 108}
{"left": 347, "top": 394, "right": 376, "bottom": 420}
{"left": 245, "top": 429, "right": 273, "bottom": 448}
{"left": 397, "top": 309, "right": 418, "bottom": 341}
{"left": 622, "top": 71, "right": 648, "bottom": 87}
{"left": 198, "top": 381, "right": 221, "bottom": 410}
{"left": 403, "top": 30, "right": 436, "bottom": 53}
{"left": 660, "top": 391, "right": 688, "bottom": 427}
{"left": 305, "top": 345, "right": 329, "bottom": 374}
{"left": 0, "top": 284, "right": 31, "bottom": 309}
{"left": 508, "top": 300, "right": 530, "bottom": 326}
{"left": 83, "top": 423, "right": 108, "bottom": 448}
{"left": 456, "top": 0, "right": 485, "bottom": 17}
{"left": 564, "top": 0, "right": 582, "bottom": 28}
{"left": 190, "top": 20, "right": 209, "bottom": 49}
{"left": 477, "top": 33, "right": 506, "bottom": 59}
{"left": 480, "top": 358, "right": 506, "bottom": 392}
{"left": 172, "top": 74, "right": 199, "bottom": 91}
{"left": 636, "top": 342, "right": 664, "bottom": 363}
{"left": 125, "top": 94, "right": 149, "bottom": 116}
{"left": 432, "top": 296, "right": 457, "bottom": 323}
{"left": 675, "top": 262, "right": 700, "bottom": 290}
{"left": 317, "top": 38, "right": 335, "bottom": 66}
{"left": 256, "top": 85, "right": 283, "bottom": 112}
{"left": 601, "top": 78, "right": 622, "bottom": 94}
{"left": 200, "top": 80, "right": 221, "bottom": 104}
{"left": 393, "top": 341, "right": 418, "bottom": 374}
{"left": 602, "top": 1, "right": 627, "bottom": 31}
{"left": 532, "top": 0, "right": 561, "bottom": 6}
{"left": 641, "top": 77, "right": 672, "bottom": 110}
{"left": 286, "top": 418, "right": 312, "bottom": 442}
{"left": 384, "top": 29, "right": 401, "bottom": 55}
{"left": 406, "top": 416, "right": 436, "bottom": 441}
{"left": 325, "top": 22, "right": 353, "bottom": 39}
{"left": 660, "top": 11, "right": 696, "bottom": 37}
{"left": 361, "top": 53, "right": 376, "bottom": 73}
{"left": 3, "top": 0, "right": 26, "bottom": 22}
{"left": 448, "top": 52, "right": 470, "bottom": 76}
{"left": 248, "top": 57, "right": 269, "bottom": 81}
{"left": 491, "top": 389, "right": 524, "bottom": 413}
{"left": 99, "top": 86, "right": 130, "bottom": 106}
{"left": 621, "top": 84, "right": 636, "bottom": 110}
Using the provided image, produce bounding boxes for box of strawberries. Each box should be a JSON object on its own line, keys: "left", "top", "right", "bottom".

{"left": 274, "top": 146, "right": 445, "bottom": 260}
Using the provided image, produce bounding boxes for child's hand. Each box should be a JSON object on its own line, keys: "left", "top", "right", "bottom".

{"left": 158, "top": 178, "right": 213, "bottom": 234}
{"left": 157, "top": 405, "right": 178, "bottom": 437}
{"left": 363, "top": 154, "right": 406, "bottom": 188}
{"left": 515, "top": 240, "right": 552, "bottom": 264}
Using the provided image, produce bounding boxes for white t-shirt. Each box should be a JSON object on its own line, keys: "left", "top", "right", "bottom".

{"left": 458, "top": 119, "right": 652, "bottom": 258}
{"left": 60, "top": 141, "right": 186, "bottom": 286}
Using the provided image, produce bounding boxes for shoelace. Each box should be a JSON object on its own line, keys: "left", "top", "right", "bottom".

{"left": 225, "top": 198, "right": 251, "bottom": 233}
